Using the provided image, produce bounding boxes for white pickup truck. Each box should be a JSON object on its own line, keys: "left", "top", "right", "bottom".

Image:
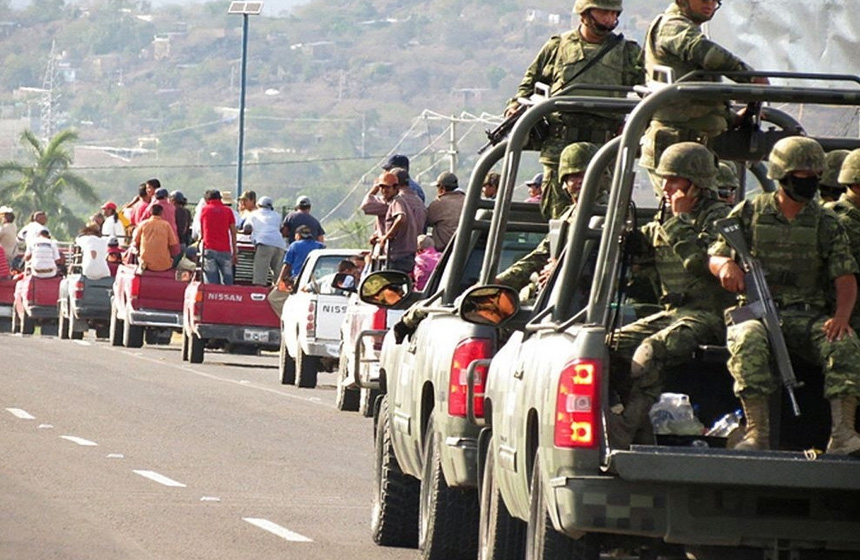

{"left": 279, "top": 248, "right": 364, "bottom": 389}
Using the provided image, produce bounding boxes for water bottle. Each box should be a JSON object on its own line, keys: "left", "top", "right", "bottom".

{"left": 705, "top": 409, "right": 743, "bottom": 437}
{"left": 649, "top": 393, "right": 704, "bottom": 435}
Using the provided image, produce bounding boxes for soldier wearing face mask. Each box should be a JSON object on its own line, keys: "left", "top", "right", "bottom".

{"left": 506, "top": 0, "right": 644, "bottom": 220}
{"left": 709, "top": 137, "right": 860, "bottom": 456}
{"left": 641, "top": 0, "right": 769, "bottom": 189}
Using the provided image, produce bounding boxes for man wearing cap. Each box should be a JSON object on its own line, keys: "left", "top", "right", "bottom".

{"left": 426, "top": 171, "right": 465, "bottom": 252}
{"left": 199, "top": 189, "right": 238, "bottom": 284}
{"left": 245, "top": 196, "right": 287, "bottom": 286}
{"left": 525, "top": 173, "right": 543, "bottom": 203}
{"left": 277, "top": 225, "right": 325, "bottom": 289}
{"left": 100, "top": 201, "right": 126, "bottom": 241}
{"left": 281, "top": 195, "right": 325, "bottom": 245}
{"left": 376, "top": 169, "right": 418, "bottom": 273}
{"left": 382, "top": 154, "right": 426, "bottom": 203}
{"left": 0, "top": 206, "right": 17, "bottom": 268}
{"left": 362, "top": 172, "right": 398, "bottom": 247}
{"left": 170, "top": 191, "right": 192, "bottom": 248}
{"left": 24, "top": 227, "right": 63, "bottom": 278}
{"left": 141, "top": 187, "right": 178, "bottom": 239}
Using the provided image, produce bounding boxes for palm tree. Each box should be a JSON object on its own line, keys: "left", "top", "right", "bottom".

{"left": 0, "top": 129, "right": 98, "bottom": 241}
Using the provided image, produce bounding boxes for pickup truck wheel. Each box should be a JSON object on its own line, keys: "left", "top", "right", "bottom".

{"left": 335, "top": 351, "right": 360, "bottom": 411}
{"left": 419, "top": 417, "right": 479, "bottom": 560}
{"left": 109, "top": 300, "right": 124, "bottom": 347}
{"left": 479, "top": 436, "right": 525, "bottom": 560}
{"left": 372, "top": 396, "right": 420, "bottom": 547}
{"left": 296, "top": 346, "right": 320, "bottom": 389}
{"left": 360, "top": 388, "right": 381, "bottom": 418}
{"left": 144, "top": 329, "right": 160, "bottom": 345}
{"left": 21, "top": 313, "right": 35, "bottom": 335}
{"left": 69, "top": 321, "right": 84, "bottom": 340}
{"left": 0, "top": 315, "right": 11, "bottom": 333}
{"left": 279, "top": 336, "right": 296, "bottom": 385}
{"left": 123, "top": 321, "right": 144, "bottom": 348}
{"left": 95, "top": 325, "right": 110, "bottom": 340}
{"left": 181, "top": 330, "right": 190, "bottom": 361}
{"left": 189, "top": 333, "right": 205, "bottom": 364}
{"left": 58, "top": 301, "right": 70, "bottom": 340}
{"left": 526, "top": 454, "right": 599, "bottom": 560}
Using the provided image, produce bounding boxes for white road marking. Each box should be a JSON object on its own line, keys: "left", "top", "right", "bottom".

{"left": 242, "top": 518, "right": 313, "bottom": 542}
{"left": 106, "top": 453, "right": 124, "bottom": 459}
{"left": 6, "top": 408, "right": 35, "bottom": 419}
{"left": 132, "top": 470, "right": 187, "bottom": 487}
{"left": 74, "top": 340, "right": 92, "bottom": 346}
{"left": 38, "top": 424, "right": 54, "bottom": 429}
{"left": 60, "top": 435, "right": 98, "bottom": 446}
{"left": 200, "top": 496, "right": 221, "bottom": 502}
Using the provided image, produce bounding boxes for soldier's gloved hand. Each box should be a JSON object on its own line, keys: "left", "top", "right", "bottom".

{"left": 393, "top": 320, "right": 413, "bottom": 344}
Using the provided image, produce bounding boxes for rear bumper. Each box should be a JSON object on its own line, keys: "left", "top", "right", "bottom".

{"left": 442, "top": 435, "right": 479, "bottom": 488}
{"left": 72, "top": 304, "right": 110, "bottom": 321}
{"left": 0, "top": 304, "right": 11, "bottom": 318}
{"left": 305, "top": 339, "right": 339, "bottom": 358}
{"left": 25, "top": 305, "right": 58, "bottom": 319}
{"left": 194, "top": 323, "right": 280, "bottom": 349}
{"left": 127, "top": 309, "right": 183, "bottom": 329}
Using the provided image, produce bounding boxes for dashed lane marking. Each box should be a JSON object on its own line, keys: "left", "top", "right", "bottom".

{"left": 132, "top": 470, "right": 187, "bottom": 487}
{"left": 60, "top": 435, "right": 98, "bottom": 446}
{"left": 242, "top": 518, "right": 313, "bottom": 542}
{"left": 6, "top": 408, "right": 35, "bottom": 419}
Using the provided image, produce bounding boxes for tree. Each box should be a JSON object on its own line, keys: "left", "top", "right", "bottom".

{"left": 0, "top": 129, "right": 98, "bottom": 241}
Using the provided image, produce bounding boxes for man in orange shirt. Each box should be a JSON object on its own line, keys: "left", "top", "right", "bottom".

{"left": 132, "top": 203, "right": 179, "bottom": 272}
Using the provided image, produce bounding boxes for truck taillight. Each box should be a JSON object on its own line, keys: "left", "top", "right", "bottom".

{"left": 306, "top": 301, "right": 316, "bottom": 338}
{"left": 554, "top": 359, "right": 601, "bottom": 449}
{"left": 448, "top": 338, "right": 492, "bottom": 418}
{"left": 130, "top": 276, "right": 141, "bottom": 299}
{"left": 73, "top": 280, "right": 84, "bottom": 300}
{"left": 372, "top": 308, "right": 387, "bottom": 351}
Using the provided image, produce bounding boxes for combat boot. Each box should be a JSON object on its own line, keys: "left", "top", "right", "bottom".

{"left": 607, "top": 393, "right": 655, "bottom": 449}
{"left": 734, "top": 396, "right": 770, "bottom": 451}
{"left": 826, "top": 396, "right": 860, "bottom": 457}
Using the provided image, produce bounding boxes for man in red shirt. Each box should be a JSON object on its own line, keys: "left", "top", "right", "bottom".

{"left": 199, "top": 189, "right": 237, "bottom": 284}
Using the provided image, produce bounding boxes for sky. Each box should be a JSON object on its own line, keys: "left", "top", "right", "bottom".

{"left": 10, "top": 0, "right": 312, "bottom": 17}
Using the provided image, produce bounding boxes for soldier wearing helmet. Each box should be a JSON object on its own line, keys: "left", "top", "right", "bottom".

{"left": 826, "top": 149, "right": 860, "bottom": 331}
{"left": 609, "top": 142, "right": 732, "bottom": 448}
{"left": 641, "top": 0, "right": 769, "bottom": 184}
{"left": 506, "top": 0, "right": 643, "bottom": 221}
{"left": 715, "top": 161, "right": 740, "bottom": 205}
{"left": 819, "top": 149, "right": 850, "bottom": 203}
{"left": 496, "top": 142, "right": 603, "bottom": 292}
{"left": 709, "top": 137, "right": 860, "bottom": 455}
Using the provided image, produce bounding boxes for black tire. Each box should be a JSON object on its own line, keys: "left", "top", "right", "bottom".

{"left": 181, "top": 329, "right": 190, "bottom": 361}
{"left": 189, "top": 332, "right": 205, "bottom": 364}
{"left": 145, "top": 329, "right": 160, "bottom": 345}
{"left": 526, "top": 454, "right": 599, "bottom": 560}
{"left": 372, "top": 396, "right": 420, "bottom": 547}
{"left": 40, "top": 321, "right": 58, "bottom": 337}
{"left": 419, "top": 417, "right": 480, "bottom": 560}
{"left": 296, "top": 345, "right": 320, "bottom": 389}
{"left": 335, "top": 350, "right": 360, "bottom": 411}
{"left": 0, "top": 315, "right": 11, "bottom": 333}
{"left": 58, "top": 301, "right": 70, "bottom": 340}
{"left": 21, "top": 313, "right": 35, "bottom": 335}
{"left": 279, "top": 334, "right": 296, "bottom": 385}
{"left": 123, "top": 321, "right": 144, "bottom": 348}
{"left": 479, "top": 436, "right": 526, "bottom": 560}
{"left": 109, "top": 300, "right": 124, "bottom": 347}
{"left": 95, "top": 325, "right": 110, "bottom": 339}
{"left": 68, "top": 306, "right": 83, "bottom": 340}
{"left": 360, "top": 387, "right": 382, "bottom": 418}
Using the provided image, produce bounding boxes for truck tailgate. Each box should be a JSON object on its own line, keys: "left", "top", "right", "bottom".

{"left": 315, "top": 294, "right": 349, "bottom": 340}
{"left": 136, "top": 269, "right": 186, "bottom": 311}
{"left": 198, "top": 284, "right": 278, "bottom": 327}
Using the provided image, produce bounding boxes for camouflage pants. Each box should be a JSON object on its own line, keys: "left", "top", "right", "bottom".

{"left": 727, "top": 310, "right": 860, "bottom": 399}
{"left": 613, "top": 307, "right": 725, "bottom": 401}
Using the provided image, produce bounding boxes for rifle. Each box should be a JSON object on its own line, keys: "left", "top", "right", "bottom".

{"left": 715, "top": 217, "right": 802, "bottom": 416}
{"left": 478, "top": 85, "right": 548, "bottom": 155}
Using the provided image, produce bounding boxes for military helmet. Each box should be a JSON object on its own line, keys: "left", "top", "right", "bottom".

{"left": 716, "top": 161, "right": 739, "bottom": 188}
{"left": 766, "top": 136, "right": 825, "bottom": 181}
{"left": 837, "top": 149, "right": 860, "bottom": 186}
{"left": 574, "top": 0, "right": 622, "bottom": 14}
{"left": 821, "top": 150, "right": 850, "bottom": 187}
{"left": 655, "top": 142, "right": 717, "bottom": 190}
{"left": 558, "top": 142, "right": 599, "bottom": 179}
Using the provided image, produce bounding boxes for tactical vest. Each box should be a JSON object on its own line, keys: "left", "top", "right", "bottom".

{"left": 745, "top": 195, "right": 824, "bottom": 309}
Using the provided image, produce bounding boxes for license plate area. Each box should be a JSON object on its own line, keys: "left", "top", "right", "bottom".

{"left": 243, "top": 329, "right": 269, "bottom": 343}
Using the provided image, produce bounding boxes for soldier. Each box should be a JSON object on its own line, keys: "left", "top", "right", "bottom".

{"left": 610, "top": 142, "right": 733, "bottom": 448}
{"left": 826, "top": 149, "right": 860, "bottom": 331}
{"left": 819, "top": 149, "right": 850, "bottom": 203}
{"left": 716, "top": 161, "right": 740, "bottom": 205}
{"left": 507, "top": 0, "right": 643, "bottom": 220}
{"left": 496, "top": 142, "right": 601, "bottom": 292}
{"left": 641, "top": 0, "right": 769, "bottom": 186}
{"left": 709, "top": 137, "right": 860, "bottom": 455}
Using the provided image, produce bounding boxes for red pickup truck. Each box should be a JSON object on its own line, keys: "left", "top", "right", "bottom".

{"left": 109, "top": 264, "right": 188, "bottom": 348}
{"left": 181, "top": 280, "right": 280, "bottom": 364}
{"left": 11, "top": 274, "right": 62, "bottom": 335}
{"left": 0, "top": 276, "right": 15, "bottom": 332}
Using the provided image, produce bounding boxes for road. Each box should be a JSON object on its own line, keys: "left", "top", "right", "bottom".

{"left": 0, "top": 332, "right": 415, "bottom": 560}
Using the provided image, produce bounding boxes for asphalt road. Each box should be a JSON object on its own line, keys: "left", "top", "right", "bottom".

{"left": 0, "top": 331, "right": 416, "bottom": 560}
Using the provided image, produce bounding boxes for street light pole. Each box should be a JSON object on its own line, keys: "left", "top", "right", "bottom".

{"left": 228, "top": 1, "right": 263, "bottom": 200}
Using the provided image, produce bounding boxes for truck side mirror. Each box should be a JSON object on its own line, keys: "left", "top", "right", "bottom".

{"left": 459, "top": 285, "right": 520, "bottom": 327}
{"left": 358, "top": 270, "right": 412, "bottom": 308}
{"left": 332, "top": 272, "right": 357, "bottom": 293}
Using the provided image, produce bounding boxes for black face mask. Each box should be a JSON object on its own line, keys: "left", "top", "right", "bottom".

{"left": 782, "top": 175, "right": 820, "bottom": 202}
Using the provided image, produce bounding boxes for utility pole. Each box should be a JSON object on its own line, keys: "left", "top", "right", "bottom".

{"left": 448, "top": 118, "right": 458, "bottom": 173}
{"left": 40, "top": 40, "right": 60, "bottom": 141}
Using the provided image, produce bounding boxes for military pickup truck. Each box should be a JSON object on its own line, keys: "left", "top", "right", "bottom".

{"left": 279, "top": 248, "right": 364, "bottom": 389}
{"left": 466, "top": 77, "right": 860, "bottom": 560}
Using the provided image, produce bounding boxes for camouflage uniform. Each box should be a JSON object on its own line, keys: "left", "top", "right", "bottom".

{"left": 641, "top": 3, "right": 758, "bottom": 172}
{"left": 710, "top": 192, "right": 860, "bottom": 399}
{"left": 826, "top": 149, "right": 860, "bottom": 330}
{"left": 511, "top": 26, "right": 643, "bottom": 219}
{"left": 819, "top": 150, "right": 850, "bottom": 203}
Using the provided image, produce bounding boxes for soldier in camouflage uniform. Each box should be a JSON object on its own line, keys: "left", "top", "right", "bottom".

{"left": 819, "top": 149, "right": 850, "bottom": 203}
{"left": 826, "top": 149, "right": 860, "bottom": 331}
{"left": 496, "top": 142, "right": 601, "bottom": 292}
{"left": 507, "top": 0, "right": 643, "bottom": 220}
{"left": 716, "top": 161, "right": 740, "bottom": 205}
{"left": 641, "top": 0, "right": 768, "bottom": 185}
{"left": 709, "top": 137, "right": 860, "bottom": 455}
{"left": 610, "top": 142, "right": 733, "bottom": 448}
